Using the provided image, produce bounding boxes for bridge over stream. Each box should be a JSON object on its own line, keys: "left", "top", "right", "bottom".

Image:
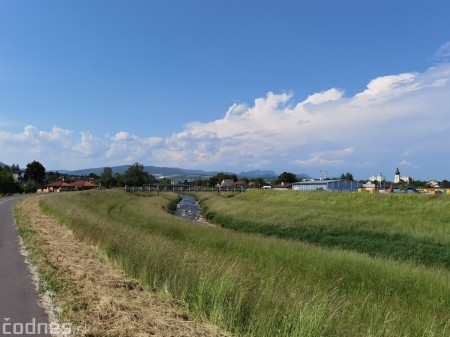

{"left": 124, "top": 184, "right": 245, "bottom": 194}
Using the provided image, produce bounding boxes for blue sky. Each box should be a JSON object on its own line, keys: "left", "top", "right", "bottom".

{"left": 1, "top": 0, "right": 450, "bottom": 180}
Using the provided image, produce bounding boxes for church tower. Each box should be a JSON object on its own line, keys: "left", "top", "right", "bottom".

{"left": 394, "top": 168, "right": 400, "bottom": 183}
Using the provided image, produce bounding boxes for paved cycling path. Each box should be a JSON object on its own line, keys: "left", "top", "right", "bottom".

{"left": 0, "top": 197, "right": 50, "bottom": 336}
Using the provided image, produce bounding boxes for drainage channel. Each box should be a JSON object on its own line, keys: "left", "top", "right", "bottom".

{"left": 174, "top": 194, "right": 203, "bottom": 222}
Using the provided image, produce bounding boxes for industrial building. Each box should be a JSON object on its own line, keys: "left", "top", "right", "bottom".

{"left": 292, "top": 179, "right": 362, "bottom": 191}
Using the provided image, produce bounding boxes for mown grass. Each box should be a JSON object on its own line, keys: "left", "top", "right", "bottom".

{"left": 199, "top": 190, "right": 450, "bottom": 269}
{"left": 39, "top": 190, "right": 450, "bottom": 336}
{"left": 14, "top": 201, "right": 70, "bottom": 299}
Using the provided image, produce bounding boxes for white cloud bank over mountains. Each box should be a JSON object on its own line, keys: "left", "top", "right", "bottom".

{"left": 1, "top": 61, "right": 450, "bottom": 180}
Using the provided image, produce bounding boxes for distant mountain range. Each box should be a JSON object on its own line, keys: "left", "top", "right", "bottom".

{"left": 49, "top": 165, "right": 311, "bottom": 182}
{"left": 0, "top": 160, "right": 310, "bottom": 181}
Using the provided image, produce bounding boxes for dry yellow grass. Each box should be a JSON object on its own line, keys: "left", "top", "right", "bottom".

{"left": 17, "top": 197, "right": 230, "bottom": 337}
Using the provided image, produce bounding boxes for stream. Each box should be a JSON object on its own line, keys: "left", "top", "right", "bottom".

{"left": 174, "top": 194, "right": 203, "bottom": 222}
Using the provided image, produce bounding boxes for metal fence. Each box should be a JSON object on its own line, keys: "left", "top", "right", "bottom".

{"left": 124, "top": 184, "right": 245, "bottom": 193}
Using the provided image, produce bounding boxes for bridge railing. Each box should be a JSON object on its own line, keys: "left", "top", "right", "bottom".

{"left": 124, "top": 184, "right": 245, "bottom": 194}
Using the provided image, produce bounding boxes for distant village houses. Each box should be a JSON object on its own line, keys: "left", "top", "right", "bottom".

{"left": 46, "top": 180, "right": 99, "bottom": 192}
{"left": 220, "top": 179, "right": 235, "bottom": 187}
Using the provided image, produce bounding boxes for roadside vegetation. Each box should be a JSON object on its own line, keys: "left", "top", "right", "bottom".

{"left": 0, "top": 166, "right": 23, "bottom": 195}
{"left": 36, "top": 189, "right": 450, "bottom": 336}
{"left": 15, "top": 197, "right": 229, "bottom": 336}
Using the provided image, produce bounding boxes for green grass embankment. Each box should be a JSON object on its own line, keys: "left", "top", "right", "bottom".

{"left": 199, "top": 190, "right": 450, "bottom": 269}
{"left": 39, "top": 190, "right": 450, "bottom": 337}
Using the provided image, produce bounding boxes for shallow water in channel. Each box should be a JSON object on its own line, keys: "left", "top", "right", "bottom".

{"left": 174, "top": 194, "right": 202, "bottom": 222}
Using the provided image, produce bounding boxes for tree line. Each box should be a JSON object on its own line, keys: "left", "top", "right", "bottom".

{"left": 2, "top": 159, "right": 446, "bottom": 196}
{"left": 98, "top": 166, "right": 266, "bottom": 188}
{"left": 0, "top": 160, "right": 46, "bottom": 194}
{"left": 1, "top": 160, "right": 276, "bottom": 194}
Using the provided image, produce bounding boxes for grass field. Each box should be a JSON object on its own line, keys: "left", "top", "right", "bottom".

{"left": 38, "top": 190, "right": 450, "bottom": 336}
{"left": 199, "top": 190, "right": 450, "bottom": 269}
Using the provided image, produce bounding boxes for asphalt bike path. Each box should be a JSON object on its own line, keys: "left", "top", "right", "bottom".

{"left": 0, "top": 197, "right": 50, "bottom": 336}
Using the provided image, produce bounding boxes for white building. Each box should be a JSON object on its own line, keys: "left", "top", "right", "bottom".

{"left": 369, "top": 173, "right": 386, "bottom": 183}
{"left": 394, "top": 168, "right": 412, "bottom": 184}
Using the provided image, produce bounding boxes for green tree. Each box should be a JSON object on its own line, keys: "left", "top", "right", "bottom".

{"left": 10, "top": 164, "right": 20, "bottom": 173}
{"left": 0, "top": 168, "right": 21, "bottom": 194}
{"left": 158, "top": 177, "right": 172, "bottom": 185}
{"left": 24, "top": 161, "right": 46, "bottom": 185}
{"left": 100, "top": 167, "right": 116, "bottom": 187}
{"left": 89, "top": 172, "right": 99, "bottom": 180}
{"left": 273, "top": 172, "right": 297, "bottom": 185}
{"left": 411, "top": 180, "right": 427, "bottom": 188}
{"left": 249, "top": 178, "right": 266, "bottom": 189}
{"left": 88, "top": 173, "right": 100, "bottom": 184}
{"left": 340, "top": 172, "right": 354, "bottom": 181}
{"left": 207, "top": 173, "right": 237, "bottom": 187}
{"left": 47, "top": 171, "right": 62, "bottom": 183}
{"left": 23, "top": 180, "right": 40, "bottom": 194}
{"left": 194, "top": 178, "right": 208, "bottom": 186}
{"left": 121, "top": 162, "right": 155, "bottom": 186}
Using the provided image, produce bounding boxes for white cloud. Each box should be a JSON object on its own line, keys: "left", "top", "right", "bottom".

{"left": 2, "top": 61, "right": 450, "bottom": 179}
{"left": 399, "top": 160, "right": 413, "bottom": 166}
{"left": 0, "top": 125, "right": 72, "bottom": 146}
{"left": 73, "top": 131, "right": 107, "bottom": 156}
{"left": 152, "top": 62, "right": 450, "bottom": 176}
{"left": 225, "top": 102, "right": 249, "bottom": 119}
{"left": 39, "top": 126, "right": 73, "bottom": 147}
{"left": 293, "top": 147, "right": 355, "bottom": 166}
{"left": 354, "top": 73, "right": 419, "bottom": 102}
{"left": 112, "top": 131, "right": 131, "bottom": 142}
{"left": 302, "top": 88, "right": 344, "bottom": 105}
{"left": 145, "top": 137, "right": 163, "bottom": 146}
{"left": 434, "top": 41, "right": 450, "bottom": 59}
{"left": 0, "top": 125, "right": 39, "bottom": 143}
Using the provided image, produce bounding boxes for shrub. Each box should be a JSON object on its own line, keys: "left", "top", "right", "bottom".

{"left": 23, "top": 181, "right": 40, "bottom": 193}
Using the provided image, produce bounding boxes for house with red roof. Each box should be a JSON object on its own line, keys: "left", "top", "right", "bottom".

{"left": 70, "top": 180, "right": 100, "bottom": 191}
{"left": 46, "top": 180, "right": 99, "bottom": 192}
{"left": 46, "top": 181, "right": 73, "bottom": 192}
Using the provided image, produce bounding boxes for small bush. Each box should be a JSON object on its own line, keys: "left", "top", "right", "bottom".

{"left": 23, "top": 181, "right": 40, "bottom": 193}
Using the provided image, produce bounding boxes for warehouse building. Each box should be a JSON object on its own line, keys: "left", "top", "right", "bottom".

{"left": 292, "top": 179, "right": 362, "bottom": 191}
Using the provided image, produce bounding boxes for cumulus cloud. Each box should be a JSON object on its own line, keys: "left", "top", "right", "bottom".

{"left": 73, "top": 131, "right": 107, "bottom": 156}
{"left": 2, "top": 61, "right": 450, "bottom": 179}
{"left": 434, "top": 41, "right": 450, "bottom": 60}
{"left": 39, "top": 126, "right": 73, "bottom": 147}
{"left": 112, "top": 131, "right": 131, "bottom": 142}
{"left": 0, "top": 125, "right": 72, "bottom": 146}
{"left": 354, "top": 73, "right": 421, "bottom": 104}
{"left": 155, "top": 62, "right": 450, "bottom": 177}
{"left": 0, "top": 125, "right": 73, "bottom": 167}
{"left": 302, "top": 88, "right": 344, "bottom": 105}
{"left": 293, "top": 147, "right": 355, "bottom": 166}
{"left": 0, "top": 125, "right": 36, "bottom": 143}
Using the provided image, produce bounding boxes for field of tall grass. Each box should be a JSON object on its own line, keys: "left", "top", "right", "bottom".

{"left": 39, "top": 190, "right": 450, "bottom": 336}
{"left": 199, "top": 190, "right": 450, "bottom": 269}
